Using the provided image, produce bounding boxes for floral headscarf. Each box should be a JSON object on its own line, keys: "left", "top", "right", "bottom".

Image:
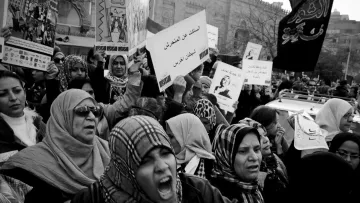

{"left": 211, "top": 123, "right": 264, "bottom": 203}
{"left": 57, "top": 55, "right": 88, "bottom": 92}
{"left": 105, "top": 54, "right": 129, "bottom": 102}
{"left": 100, "top": 116, "right": 183, "bottom": 203}
{"left": 193, "top": 99, "right": 216, "bottom": 129}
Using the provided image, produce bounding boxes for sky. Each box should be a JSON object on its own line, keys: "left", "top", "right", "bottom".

{"left": 263, "top": 0, "right": 360, "bottom": 21}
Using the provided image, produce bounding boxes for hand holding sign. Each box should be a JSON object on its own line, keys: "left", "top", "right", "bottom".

{"left": 0, "top": 27, "right": 11, "bottom": 42}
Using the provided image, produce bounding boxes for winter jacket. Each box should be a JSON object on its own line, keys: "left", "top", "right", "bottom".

{"left": 70, "top": 173, "right": 236, "bottom": 203}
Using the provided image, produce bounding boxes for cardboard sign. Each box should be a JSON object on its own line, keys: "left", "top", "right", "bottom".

{"left": 95, "top": 0, "right": 149, "bottom": 55}
{"left": 209, "top": 62, "right": 245, "bottom": 112}
{"left": 294, "top": 112, "right": 328, "bottom": 150}
{"left": 0, "top": 37, "right": 4, "bottom": 60}
{"left": 1, "top": 0, "right": 58, "bottom": 71}
{"left": 243, "top": 42, "right": 262, "bottom": 60}
{"left": 146, "top": 10, "right": 209, "bottom": 91}
{"left": 243, "top": 59, "right": 272, "bottom": 86}
{"left": 207, "top": 24, "right": 218, "bottom": 49}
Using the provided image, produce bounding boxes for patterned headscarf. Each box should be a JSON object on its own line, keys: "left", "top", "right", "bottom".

{"left": 105, "top": 54, "right": 129, "bottom": 101}
{"left": 238, "top": 118, "right": 267, "bottom": 137}
{"left": 193, "top": 99, "right": 216, "bottom": 129}
{"left": 211, "top": 123, "right": 264, "bottom": 203}
{"left": 57, "top": 55, "right": 88, "bottom": 92}
{"left": 100, "top": 116, "right": 183, "bottom": 203}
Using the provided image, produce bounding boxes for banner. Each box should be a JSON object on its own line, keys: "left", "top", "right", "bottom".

{"left": 1, "top": 0, "right": 58, "bottom": 71}
{"left": 243, "top": 42, "right": 262, "bottom": 60}
{"left": 146, "top": 10, "right": 210, "bottom": 91}
{"left": 273, "top": 0, "right": 334, "bottom": 72}
{"left": 243, "top": 59, "right": 272, "bottom": 86}
{"left": 207, "top": 24, "right": 218, "bottom": 49}
{"left": 209, "top": 62, "right": 245, "bottom": 112}
{"left": 294, "top": 112, "right": 328, "bottom": 150}
{"left": 95, "top": 0, "right": 149, "bottom": 56}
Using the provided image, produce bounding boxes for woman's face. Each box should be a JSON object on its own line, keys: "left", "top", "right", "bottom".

{"left": 253, "top": 85, "right": 261, "bottom": 93}
{"left": 266, "top": 113, "right": 279, "bottom": 137}
{"left": 234, "top": 133, "right": 262, "bottom": 182}
{"left": 112, "top": 56, "right": 127, "bottom": 78}
{"left": 72, "top": 99, "right": 98, "bottom": 145}
{"left": 70, "top": 63, "right": 86, "bottom": 80}
{"left": 200, "top": 117, "right": 211, "bottom": 133}
{"left": 244, "top": 84, "right": 252, "bottom": 91}
{"left": 336, "top": 140, "right": 360, "bottom": 170}
{"left": 340, "top": 109, "right": 353, "bottom": 132}
{"left": 221, "top": 76, "right": 230, "bottom": 87}
{"left": 166, "top": 127, "right": 181, "bottom": 154}
{"left": 260, "top": 135, "right": 271, "bottom": 157}
{"left": 0, "top": 77, "right": 26, "bottom": 117}
{"left": 201, "top": 83, "right": 210, "bottom": 94}
{"left": 81, "top": 83, "right": 95, "bottom": 99}
{"left": 136, "top": 147, "right": 178, "bottom": 203}
{"left": 31, "top": 70, "right": 45, "bottom": 82}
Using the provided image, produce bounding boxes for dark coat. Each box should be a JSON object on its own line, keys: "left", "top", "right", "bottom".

{"left": 333, "top": 85, "right": 349, "bottom": 98}
{"left": 70, "top": 173, "right": 236, "bottom": 203}
{"left": 0, "top": 115, "right": 45, "bottom": 155}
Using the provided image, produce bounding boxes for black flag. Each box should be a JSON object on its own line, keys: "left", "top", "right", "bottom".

{"left": 273, "top": 0, "right": 334, "bottom": 72}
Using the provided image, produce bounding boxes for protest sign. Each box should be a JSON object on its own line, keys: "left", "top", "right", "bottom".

{"left": 0, "top": 37, "right": 3, "bottom": 60}
{"left": 95, "top": 0, "right": 149, "bottom": 56}
{"left": 146, "top": 10, "right": 209, "bottom": 91}
{"left": 209, "top": 62, "right": 245, "bottom": 112}
{"left": 243, "top": 42, "right": 262, "bottom": 60}
{"left": 1, "top": 0, "right": 58, "bottom": 71}
{"left": 207, "top": 24, "right": 218, "bottom": 49}
{"left": 243, "top": 59, "right": 272, "bottom": 86}
{"left": 294, "top": 112, "right": 328, "bottom": 150}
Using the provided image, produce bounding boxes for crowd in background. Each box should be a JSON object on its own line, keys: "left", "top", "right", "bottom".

{"left": 1, "top": 27, "right": 360, "bottom": 203}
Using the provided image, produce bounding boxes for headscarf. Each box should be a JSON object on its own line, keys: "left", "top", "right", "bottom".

{"left": 238, "top": 118, "right": 267, "bottom": 137}
{"left": 129, "top": 97, "right": 163, "bottom": 121}
{"left": 211, "top": 123, "right": 263, "bottom": 203}
{"left": 2, "top": 89, "right": 110, "bottom": 194}
{"left": 199, "top": 76, "right": 212, "bottom": 88}
{"left": 193, "top": 99, "right": 216, "bottom": 129}
{"left": 315, "top": 98, "right": 353, "bottom": 142}
{"left": 54, "top": 51, "right": 65, "bottom": 59}
{"left": 166, "top": 113, "right": 215, "bottom": 164}
{"left": 57, "top": 55, "right": 88, "bottom": 92}
{"left": 289, "top": 152, "right": 354, "bottom": 203}
{"left": 105, "top": 54, "right": 129, "bottom": 99}
{"left": 329, "top": 132, "right": 360, "bottom": 170}
{"left": 99, "top": 116, "right": 183, "bottom": 203}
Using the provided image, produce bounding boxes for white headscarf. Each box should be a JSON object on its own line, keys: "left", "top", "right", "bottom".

{"left": 315, "top": 98, "right": 353, "bottom": 142}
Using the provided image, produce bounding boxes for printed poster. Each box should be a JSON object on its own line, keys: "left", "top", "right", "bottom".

{"left": 207, "top": 24, "right": 218, "bottom": 49}
{"left": 209, "top": 62, "right": 245, "bottom": 112}
{"left": 243, "top": 59, "right": 272, "bottom": 86}
{"left": 1, "top": 0, "right": 58, "bottom": 71}
{"left": 294, "top": 112, "right": 328, "bottom": 150}
{"left": 146, "top": 10, "right": 210, "bottom": 91}
{"left": 95, "top": 0, "right": 149, "bottom": 56}
{"left": 243, "top": 42, "right": 262, "bottom": 60}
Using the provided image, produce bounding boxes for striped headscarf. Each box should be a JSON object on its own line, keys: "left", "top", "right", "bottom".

{"left": 99, "top": 116, "right": 182, "bottom": 203}
{"left": 193, "top": 99, "right": 216, "bottom": 129}
{"left": 211, "top": 123, "right": 264, "bottom": 203}
{"left": 57, "top": 55, "right": 88, "bottom": 92}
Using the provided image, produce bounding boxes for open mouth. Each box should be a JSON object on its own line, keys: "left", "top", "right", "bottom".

{"left": 157, "top": 176, "right": 173, "bottom": 200}
{"left": 84, "top": 125, "right": 95, "bottom": 130}
{"left": 247, "top": 165, "right": 259, "bottom": 172}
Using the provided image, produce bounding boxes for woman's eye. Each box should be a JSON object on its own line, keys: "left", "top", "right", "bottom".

{"left": 161, "top": 149, "right": 172, "bottom": 156}
{"left": 14, "top": 89, "right": 22, "bottom": 94}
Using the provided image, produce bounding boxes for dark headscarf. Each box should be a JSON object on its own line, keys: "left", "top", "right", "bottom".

{"left": 288, "top": 152, "right": 354, "bottom": 203}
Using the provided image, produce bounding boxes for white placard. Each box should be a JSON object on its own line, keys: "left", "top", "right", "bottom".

{"left": 294, "top": 112, "right": 328, "bottom": 150}
{"left": 207, "top": 24, "right": 218, "bottom": 49}
{"left": 209, "top": 62, "right": 245, "bottom": 112}
{"left": 146, "top": 10, "right": 209, "bottom": 91}
{"left": 0, "top": 37, "right": 4, "bottom": 60}
{"left": 243, "top": 42, "right": 262, "bottom": 60}
{"left": 243, "top": 59, "right": 272, "bottom": 86}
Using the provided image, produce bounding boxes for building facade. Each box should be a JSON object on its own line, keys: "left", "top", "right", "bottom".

{"left": 151, "top": 0, "right": 287, "bottom": 59}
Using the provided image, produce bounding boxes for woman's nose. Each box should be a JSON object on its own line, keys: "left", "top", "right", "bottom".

{"left": 154, "top": 158, "right": 168, "bottom": 173}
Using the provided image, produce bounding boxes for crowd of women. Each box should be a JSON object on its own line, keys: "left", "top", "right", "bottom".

{"left": 1, "top": 27, "right": 360, "bottom": 203}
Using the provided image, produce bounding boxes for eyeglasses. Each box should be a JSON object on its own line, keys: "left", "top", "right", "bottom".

{"left": 73, "top": 106, "right": 103, "bottom": 117}
{"left": 336, "top": 150, "right": 360, "bottom": 160}
{"left": 343, "top": 113, "right": 354, "bottom": 122}
{"left": 54, "top": 58, "right": 64, "bottom": 63}
{"left": 112, "top": 61, "right": 126, "bottom": 66}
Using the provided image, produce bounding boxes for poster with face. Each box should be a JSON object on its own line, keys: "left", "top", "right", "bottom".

{"left": 96, "top": 0, "right": 128, "bottom": 55}
{"left": 209, "top": 62, "right": 245, "bottom": 112}
{"left": 243, "top": 42, "right": 262, "bottom": 60}
{"left": 126, "top": 0, "right": 149, "bottom": 50}
{"left": 1, "top": 0, "right": 58, "bottom": 70}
